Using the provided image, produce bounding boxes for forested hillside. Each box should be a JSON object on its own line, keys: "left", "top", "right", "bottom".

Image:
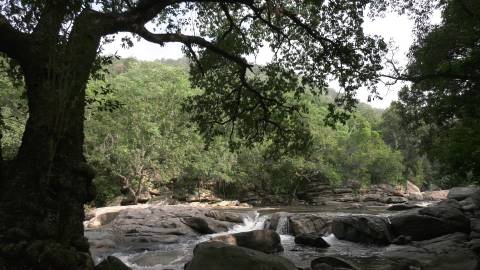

{"left": 1, "top": 58, "right": 443, "bottom": 206}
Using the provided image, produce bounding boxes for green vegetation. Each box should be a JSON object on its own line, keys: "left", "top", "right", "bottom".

{"left": 394, "top": 0, "right": 480, "bottom": 187}
{"left": 1, "top": 58, "right": 412, "bottom": 206}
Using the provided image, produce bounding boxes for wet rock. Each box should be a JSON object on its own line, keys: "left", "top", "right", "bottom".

{"left": 448, "top": 186, "right": 480, "bottom": 201}
{"left": 205, "top": 210, "right": 245, "bottom": 223}
{"left": 332, "top": 215, "right": 392, "bottom": 245}
{"left": 384, "top": 233, "right": 478, "bottom": 270}
{"left": 181, "top": 217, "right": 217, "bottom": 234}
{"left": 390, "top": 201, "right": 469, "bottom": 241}
{"left": 268, "top": 212, "right": 292, "bottom": 232}
{"left": 211, "top": 229, "right": 283, "bottom": 253}
{"left": 184, "top": 241, "right": 296, "bottom": 270}
{"left": 387, "top": 203, "right": 422, "bottom": 211}
{"left": 422, "top": 190, "right": 449, "bottom": 201}
{"left": 294, "top": 233, "right": 330, "bottom": 248}
{"left": 418, "top": 200, "right": 470, "bottom": 233}
{"left": 95, "top": 256, "right": 131, "bottom": 270}
{"left": 311, "top": 256, "right": 359, "bottom": 270}
{"left": 289, "top": 214, "right": 332, "bottom": 236}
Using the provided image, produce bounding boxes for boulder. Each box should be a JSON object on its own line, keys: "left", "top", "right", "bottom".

{"left": 181, "top": 216, "right": 229, "bottom": 235}
{"left": 205, "top": 210, "right": 245, "bottom": 223}
{"left": 384, "top": 233, "right": 478, "bottom": 270}
{"left": 448, "top": 186, "right": 480, "bottom": 201}
{"left": 211, "top": 230, "right": 283, "bottom": 253}
{"left": 459, "top": 197, "right": 479, "bottom": 211}
{"left": 310, "top": 233, "right": 477, "bottom": 270}
{"left": 422, "top": 190, "right": 449, "bottom": 201}
{"left": 184, "top": 241, "right": 296, "bottom": 270}
{"left": 95, "top": 256, "right": 131, "bottom": 270}
{"left": 378, "top": 184, "right": 405, "bottom": 196}
{"left": 289, "top": 214, "right": 332, "bottom": 236}
{"left": 311, "top": 256, "right": 358, "bottom": 270}
{"left": 332, "top": 215, "right": 392, "bottom": 245}
{"left": 406, "top": 181, "right": 421, "bottom": 194}
{"left": 418, "top": 200, "right": 470, "bottom": 232}
{"left": 294, "top": 233, "right": 330, "bottom": 248}
{"left": 390, "top": 201, "right": 469, "bottom": 241}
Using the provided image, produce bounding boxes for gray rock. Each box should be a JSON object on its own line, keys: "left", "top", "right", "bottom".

{"left": 184, "top": 241, "right": 296, "bottom": 270}
{"left": 390, "top": 213, "right": 453, "bottom": 241}
{"left": 294, "top": 233, "right": 330, "bottom": 248}
{"left": 211, "top": 229, "right": 283, "bottom": 253}
{"left": 422, "top": 190, "right": 449, "bottom": 201}
{"left": 311, "top": 256, "right": 358, "bottom": 270}
{"left": 448, "top": 186, "right": 480, "bottom": 201}
{"left": 384, "top": 233, "right": 477, "bottom": 270}
{"left": 268, "top": 212, "right": 292, "bottom": 232}
{"left": 332, "top": 215, "right": 392, "bottom": 245}
{"left": 181, "top": 216, "right": 227, "bottom": 234}
{"left": 95, "top": 256, "right": 131, "bottom": 270}
{"left": 407, "top": 192, "right": 424, "bottom": 201}
{"left": 205, "top": 210, "right": 245, "bottom": 223}
{"left": 418, "top": 200, "right": 470, "bottom": 233}
{"left": 289, "top": 214, "right": 332, "bottom": 236}
{"left": 86, "top": 211, "right": 120, "bottom": 228}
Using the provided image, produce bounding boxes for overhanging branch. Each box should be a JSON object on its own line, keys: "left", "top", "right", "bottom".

{"left": 130, "top": 25, "right": 252, "bottom": 69}
{"left": 0, "top": 15, "right": 31, "bottom": 64}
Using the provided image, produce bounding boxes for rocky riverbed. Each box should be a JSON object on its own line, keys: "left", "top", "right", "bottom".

{"left": 86, "top": 185, "right": 480, "bottom": 270}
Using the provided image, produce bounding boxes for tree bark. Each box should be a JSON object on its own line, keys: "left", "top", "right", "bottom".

{"left": 0, "top": 14, "right": 101, "bottom": 270}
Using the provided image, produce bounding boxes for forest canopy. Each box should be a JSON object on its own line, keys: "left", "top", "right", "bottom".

{"left": 1, "top": 58, "right": 445, "bottom": 206}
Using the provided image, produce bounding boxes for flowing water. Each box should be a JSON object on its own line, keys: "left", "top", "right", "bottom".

{"left": 90, "top": 204, "right": 428, "bottom": 269}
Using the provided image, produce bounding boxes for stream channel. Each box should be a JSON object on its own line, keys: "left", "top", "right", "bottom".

{"left": 86, "top": 204, "right": 431, "bottom": 269}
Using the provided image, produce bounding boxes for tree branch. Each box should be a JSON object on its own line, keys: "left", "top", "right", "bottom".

{"left": 99, "top": 0, "right": 254, "bottom": 34}
{"left": 130, "top": 25, "right": 252, "bottom": 69}
{"left": 0, "top": 15, "right": 31, "bottom": 64}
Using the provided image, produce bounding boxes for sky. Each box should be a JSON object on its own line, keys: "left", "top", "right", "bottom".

{"left": 102, "top": 13, "right": 418, "bottom": 109}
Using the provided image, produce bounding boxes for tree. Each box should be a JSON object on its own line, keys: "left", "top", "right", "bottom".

{"left": 0, "top": 1, "right": 390, "bottom": 269}
{"left": 394, "top": 0, "right": 480, "bottom": 184}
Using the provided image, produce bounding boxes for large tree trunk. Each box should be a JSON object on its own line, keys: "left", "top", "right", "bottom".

{"left": 0, "top": 15, "right": 101, "bottom": 269}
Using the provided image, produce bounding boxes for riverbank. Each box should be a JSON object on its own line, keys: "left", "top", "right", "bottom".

{"left": 86, "top": 185, "right": 480, "bottom": 269}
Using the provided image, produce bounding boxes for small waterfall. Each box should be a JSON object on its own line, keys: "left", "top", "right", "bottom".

{"left": 275, "top": 215, "right": 291, "bottom": 235}
{"left": 221, "top": 211, "right": 267, "bottom": 235}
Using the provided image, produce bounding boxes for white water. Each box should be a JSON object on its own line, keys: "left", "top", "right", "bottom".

{"left": 111, "top": 211, "right": 269, "bottom": 270}
{"left": 100, "top": 211, "right": 399, "bottom": 270}
{"left": 275, "top": 215, "right": 291, "bottom": 235}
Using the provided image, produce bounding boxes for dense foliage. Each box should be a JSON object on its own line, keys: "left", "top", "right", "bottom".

{"left": 394, "top": 0, "right": 480, "bottom": 186}
{"left": 3, "top": 58, "right": 409, "bottom": 205}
